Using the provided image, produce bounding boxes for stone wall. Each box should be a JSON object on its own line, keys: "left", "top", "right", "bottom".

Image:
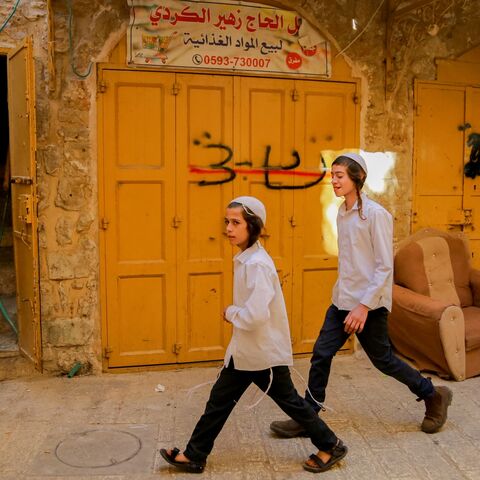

{"left": 281, "top": 0, "right": 480, "bottom": 240}
{"left": 0, "top": 0, "right": 126, "bottom": 374}
{"left": 39, "top": 1, "right": 126, "bottom": 373}
{"left": 1, "top": 0, "right": 479, "bottom": 374}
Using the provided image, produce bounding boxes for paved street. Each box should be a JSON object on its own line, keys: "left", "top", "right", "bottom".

{"left": 1, "top": 351, "right": 479, "bottom": 479}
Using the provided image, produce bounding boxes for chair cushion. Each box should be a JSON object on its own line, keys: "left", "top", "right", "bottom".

{"left": 444, "top": 236, "right": 473, "bottom": 307}
{"left": 394, "top": 242, "right": 430, "bottom": 295}
{"left": 416, "top": 236, "right": 460, "bottom": 306}
{"left": 394, "top": 232, "right": 473, "bottom": 307}
{"left": 464, "top": 306, "right": 480, "bottom": 352}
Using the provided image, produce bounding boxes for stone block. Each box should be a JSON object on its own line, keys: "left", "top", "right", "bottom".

{"left": 55, "top": 176, "right": 91, "bottom": 211}
{"left": 64, "top": 141, "right": 89, "bottom": 168}
{"left": 64, "top": 158, "right": 89, "bottom": 178}
{"left": 71, "top": 279, "right": 85, "bottom": 290}
{"left": 44, "top": 317, "right": 93, "bottom": 347}
{"left": 47, "top": 251, "right": 94, "bottom": 280}
{"left": 62, "top": 80, "right": 90, "bottom": 111}
{"left": 57, "top": 126, "right": 90, "bottom": 142}
{"left": 77, "top": 293, "right": 95, "bottom": 318}
{"left": 76, "top": 212, "right": 94, "bottom": 233}
{"left": 73, "top": 257, "right": 90, "bottom": 278}
{"left": 55, "top": 217, "right": 74, "bottom": 246}
{"left": 47, "top": 252, "right": 75, "bottom": 280}
{"left": 23, "top": 1, "right": 46, "bottom": 20}
{"left": 39, "top": 145, "right": 63, "bottom": 175}
{"left": 58, "top": 107, "right": 89, "bottom": 126}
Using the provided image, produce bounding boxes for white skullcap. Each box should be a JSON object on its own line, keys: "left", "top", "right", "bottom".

{"left": 338, "top": 152, "right": 368, "bottom": 175}
{"left": 229, "top": 196, "right": 267, "bottom": 226}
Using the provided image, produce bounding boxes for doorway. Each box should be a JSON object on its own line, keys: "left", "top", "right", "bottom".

{"left": 98, "top": 68, "right": 359, "bottom": 368}
{"left": 0, "top": 54, "right": 18, "bottom": 357}
{"left": 1, "top": 39, "right": 41, "bottom": 371}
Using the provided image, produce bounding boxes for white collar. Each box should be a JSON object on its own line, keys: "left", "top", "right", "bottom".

{"left": 234, "top": 241, "right": 262, "bottom": 263}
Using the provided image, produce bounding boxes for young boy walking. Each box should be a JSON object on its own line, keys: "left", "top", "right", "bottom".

{"left": 270, "top": 152, "right": 452, "bottom": 439}
{"left": 161, "top": 196, "right": 347, "bottom": 474}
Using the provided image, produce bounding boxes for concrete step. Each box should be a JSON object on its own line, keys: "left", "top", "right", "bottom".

{"left": 0, "top": 290, "right": 36, "bottom": 380}
{"left": 0, "top": 352, "right": 38, "bottom": 381}
{"left": 0, "top": 328, "right": 17, "bottom": 350}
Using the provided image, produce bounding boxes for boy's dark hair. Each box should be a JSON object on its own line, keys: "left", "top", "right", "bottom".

{"left": 332, "top": 155, "right": 367, "bottom": 220}
{"left": 228, "top": 201, "right": 263, "bottom": 247}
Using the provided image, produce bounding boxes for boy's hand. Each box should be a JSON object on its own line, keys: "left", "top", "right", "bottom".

{"left": 343, "top": 304, "right": 369, "bottom": 334}
{"left": 223, "top": 307, "right": 231, "bottom": 323}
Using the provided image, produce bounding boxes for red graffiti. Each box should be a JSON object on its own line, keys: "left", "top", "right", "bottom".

{"left": 189, "top": 166, "right": 330, "bottom": 179}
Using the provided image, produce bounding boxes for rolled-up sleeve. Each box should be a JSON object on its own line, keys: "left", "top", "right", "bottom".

{"left": 360, "top": 209, "right": 393, "bottom": 309}
{"left": 225, "top": 263, "right": 275, "bottom": 331}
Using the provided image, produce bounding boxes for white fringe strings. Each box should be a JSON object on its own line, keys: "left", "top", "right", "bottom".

{"left": 290, "top": 367, "right": 334, "bottom": 413}
{"left": 185, "top": 365, "right": 334, "bottom": 413}
{"left": 185, "top": 367, "right": 222, "bottom": 402}
{"left": 184, "top": 367, "right": 272, "bottom": 409}
{"left": 244, "top": 368, "right": 273, "bottom": 410}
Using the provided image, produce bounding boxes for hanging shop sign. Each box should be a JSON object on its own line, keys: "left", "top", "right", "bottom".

{"left": 127, "top": 0, "right": 331, "bottom": 77}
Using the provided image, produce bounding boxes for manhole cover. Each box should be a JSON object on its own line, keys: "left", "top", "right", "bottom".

{"left": 55, "top": 429, "right": 142, "bottom": 468}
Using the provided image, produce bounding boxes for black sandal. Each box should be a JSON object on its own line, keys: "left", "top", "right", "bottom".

{"left": 303, "top": 439, "right": 348, "bottom": 473}
{"left": 160, "top": 447, "right": 206, "bottom": 474}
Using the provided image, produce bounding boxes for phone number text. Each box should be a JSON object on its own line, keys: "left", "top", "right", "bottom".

{"left": 192, "top": 54, "right": 271, "bottom": 68}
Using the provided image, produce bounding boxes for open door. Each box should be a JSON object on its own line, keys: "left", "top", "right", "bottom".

{"left": 7, "top": 38, "right": 41, "bottom": 369}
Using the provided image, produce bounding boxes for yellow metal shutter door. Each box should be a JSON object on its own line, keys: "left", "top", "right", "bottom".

{"left": 175, "top": 73, "right": 234, "bottom": 363}
{"left": 464, "top": 87, "right": 480, "bottom": 268}
{"left": 100, "top": 70, "right": 177, "bottom": 367}
{"left": 413, "top": 83, "right": 465, "bottom": 233}
{"left": 7, "top": 38, "right": 41, "bottom": 369}
{"left": 291, "top": 80, "right": 358, "bottom": 354}
{"left": 236, "top": 76, "right": 295, "bottom": 326}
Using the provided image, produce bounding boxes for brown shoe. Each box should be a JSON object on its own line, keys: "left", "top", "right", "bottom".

{"left": 421, "top": 386, "right": 453, "bottom": 434}
{"left": 270, "top": 419, "right": 307, "bottom": 438}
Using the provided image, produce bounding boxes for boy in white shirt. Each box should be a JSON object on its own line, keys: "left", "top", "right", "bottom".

{"left": 161, "top": 196, "right": 347, "bottom": 474}
{"left": 270, "top": 153, "right": 452, "bottom": 438}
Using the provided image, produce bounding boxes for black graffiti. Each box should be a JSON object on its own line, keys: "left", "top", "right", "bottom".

{"left": 199, "top": 143, "right": 236, "bottom": 186}
{"left": 262, "top": 146, "right": 327, "bottom": 190}
{"left": 192, "top": 133, "right": 235, "bottom": 186}
{"left": 192, "top": 133, "right": 327, "bottom": 189}
{"left": 464, "top": 133, "right": 480, "bottom": 179}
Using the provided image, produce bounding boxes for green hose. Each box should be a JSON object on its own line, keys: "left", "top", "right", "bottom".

{"left": 67, "top": 362, "right": 82, "bottom": 378}
{"left": 0, "top": 298, "right": 16, "bottom": 335}
{"left": 0, "top": 188, "right": 8, "bottom": 248}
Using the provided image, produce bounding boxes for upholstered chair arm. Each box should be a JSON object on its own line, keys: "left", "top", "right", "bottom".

{"left": 470, "top": 269, "right": 480, "bottom": 307}
{"left": 390, "top": 285, "right": 466, "bottom": 381}
{"left": 392, "top": 284, "right": 454, "bottom": 319}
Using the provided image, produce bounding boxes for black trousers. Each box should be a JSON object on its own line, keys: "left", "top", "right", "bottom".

{"left": 305, "top": 304, "right": 435, "bottom": 413}
{"left": 184, "top": 360, "right": 338, "bottom": 463}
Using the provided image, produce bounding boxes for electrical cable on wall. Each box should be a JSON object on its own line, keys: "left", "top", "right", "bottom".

{"left": 335, "top": 0, "right": 386, "bottom": 58}
{"left": 0, "top": 0, "right": 21, "bottom": 34}
{"left": 66, "top": 0, "right": 93, "bottom": 78}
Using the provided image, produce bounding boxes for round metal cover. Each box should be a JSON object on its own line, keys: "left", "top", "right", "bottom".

{"left": 55, "top": 429, "right": 142, "bottom": 468}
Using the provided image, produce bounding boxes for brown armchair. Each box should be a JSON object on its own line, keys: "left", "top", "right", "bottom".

{"left": 388, "top": 228, "right": 480, "bottom": 381}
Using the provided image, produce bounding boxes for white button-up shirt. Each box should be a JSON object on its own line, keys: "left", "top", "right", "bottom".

{"left": 224, "top": 242, "right": 293, "bottom": 371}
{"left": 332, "top": 193, "right": 393, "bottom": 311}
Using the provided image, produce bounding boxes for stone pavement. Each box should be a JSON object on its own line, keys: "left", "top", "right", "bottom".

{"left": 1, "top": 351, "right": 479, "bottom": 480}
